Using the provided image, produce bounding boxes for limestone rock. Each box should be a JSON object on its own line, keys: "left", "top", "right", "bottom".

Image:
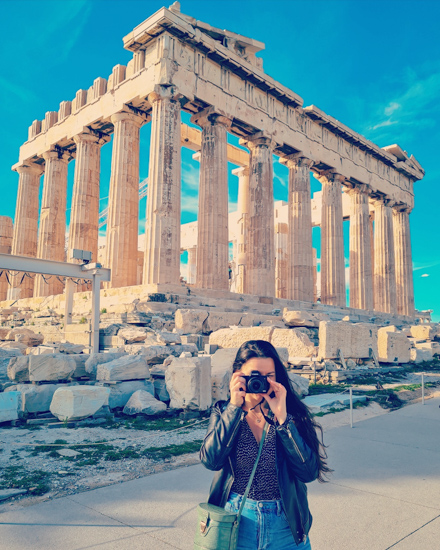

{"left": 7, "top": 356, "right": 30, "bottom": 382}
{"left": 211, "top": 348, "right": 239, "bottom": 370}
{"left": 211, "top": 362, "right": 232, "bottom": 403}
{"left": 287, "top": 373, "right": 310, "bottom": 396}
{"left": 271, "top": 329, "right": 316, "bottom": 361}
{"left": 15, "top": 331, "right": 44, "bottom": 347}
{"left": 410, "top": 325, "right": 433, "bottom": 341}
{"left": 153, "top": 378, "right": 170, "bottom": 402}
{"left": 410, "top": 348, "right": 433, "bottom": 363}
{"left": 204, "top": 312, "right": 243, "bottom": 333}
{"left": 283, "top": 310, "right": 317, "bottom": 328}
{"left": 209, "top": 327, "right": 274, "bottom": 349}
{"left": 346, "top": 358, "right": 357, "bottom": 369}
{"left": 123, "top": 389, "right": 167, "bottom": 416}
{"left": 97, "top": 355, "right": 150, "bottom": 381}
{"left": 0, "top": 341, "right": 27, "bottom": 354}
{"left": 318, "top": 321, "right": 378, "bottom": 359}
{"left": 70, "top": 355, "right": 89, "bottom": 378}
{"left": 50, "top": 386, "right": 110, "bottom": 421}
{"left": 0, "top": 391, "right": 20, "bottom": 422}
{"left": 150, "top": 364, "right": 167, "bottom": 377}
{"left": 117, "top": 327, "right": 150, "bottom": 344}
{"left": 107, "top": 380, "right": 155, "bottom": 409}
{"left": 57, "top": 342, "right": 85, "bottom": 354}
{"left": 6, "top": 383, "right": 64, "bottom": 413}
{"left": 174, "top": 309, "right": 208, "bottom": 334}
{"left": 85, "top": 352, "right": 126, "bottom": 378}
{"left": 140, "top": 330, "right": 182, "bottom": 346}
{"left": 165, "top": 356, "right": 211, "bottom": 411}
{"left": 0, "top": 348, "right": 22, "bottom": 383}
{"left": 125, "top": 344, "right": 198, "bottom": 364}
{"left": 29, "top": 354, "right": 76, "bottom": 382}
{"left": 377, "top": 327, "right": 411, "bottom": 363}
{"left": 0, "top": 328, "right": 10, "bottom": 339}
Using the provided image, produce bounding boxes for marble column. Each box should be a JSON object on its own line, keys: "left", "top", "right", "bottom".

{"left": 187, "top": 246, "right": 197, "bottom": 285}
{"left": 143, "top": 86, "right": 181, "bottom": 285}
{"left": 7, "top": 163, "right": 43, "bottom": 300}
{"left": 281, "top": 155, "right": 314, "bottom": 302}
{"left": 34, "top": 150, "right": 69, "bottom": 297}
{"left": 275, "top": 222, "right": 288, "bottom": 299}
{"left": 232, "top": 166, "right": 250, "bottom": 295}
{"left": 319, "top": 172, "right": 346, "bottom": 307}
{"left": 0, "top": 216, "right": 13, "bottom": 301}
{"left": 393, "top": 205, "right": 414, "bottom": 316}
{"left": 373, "top": 196, "right": 396, "bottom": 314}
{"left": 347, "top": 184, "right": 373, "bottom": 310}
{"left": 68, "top": 130, "right": 109, "bottom": 291}
{"left": 106, "top": 109, "right": 145, "bottom": 288}
{"left": 191, "top": 108, "right": 231, "bottom": 290}
{"left": 242, "top": 135, "right": 275, "bottom": 297}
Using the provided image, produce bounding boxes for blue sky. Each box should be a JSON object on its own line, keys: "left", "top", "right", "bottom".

{"left": 0, "top": 0, "right": 439, "bottom": 319}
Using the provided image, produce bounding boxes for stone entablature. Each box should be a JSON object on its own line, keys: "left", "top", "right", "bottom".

{"left": 17, "top": 5, "right": 422, "bottom": 210}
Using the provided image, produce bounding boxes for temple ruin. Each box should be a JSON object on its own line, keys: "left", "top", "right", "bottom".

{"left": 0, "top": 1, "right": 425, "bottom": 321}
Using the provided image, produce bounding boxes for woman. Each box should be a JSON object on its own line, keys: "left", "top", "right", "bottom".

{"left": 200, "top": 340, "right": 331, "bottom": 550}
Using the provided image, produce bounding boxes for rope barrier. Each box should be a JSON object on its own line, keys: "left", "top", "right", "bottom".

{"left": 0, "top": 269, "right": 92, "bottom": 287}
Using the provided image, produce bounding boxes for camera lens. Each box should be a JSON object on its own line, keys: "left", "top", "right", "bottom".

{"left": 248, "top": 377, "right": 264, "bottom": 393}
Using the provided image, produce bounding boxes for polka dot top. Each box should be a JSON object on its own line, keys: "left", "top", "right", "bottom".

{"left": 230, "top": 415, "right": 292, "bottom": 500}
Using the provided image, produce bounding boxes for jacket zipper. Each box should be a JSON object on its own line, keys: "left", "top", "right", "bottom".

{"left": 286, "top": 426, "right": 305, "bottom": 463}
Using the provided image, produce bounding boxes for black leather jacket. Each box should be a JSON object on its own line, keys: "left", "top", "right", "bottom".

{"left": 200, "top": 401, "right": 319, "bottom": 546}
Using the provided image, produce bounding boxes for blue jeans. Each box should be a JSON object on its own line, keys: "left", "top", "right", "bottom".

{"left": 225, "top": 491, "right": 312, "bottom": 550}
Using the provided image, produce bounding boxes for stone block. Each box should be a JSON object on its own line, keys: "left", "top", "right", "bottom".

{"left": 6, "top": 328, "right": 43, "bottom": 347}
{"left": 106, "top": 380, "right": 154, "bottom": 409}
{"left": 410, "top": 325, "right": 433, "bottom": 340}
{"left": 209, "top": 327, "right": 274, "bottom": 349}
{"left": 0, "top": 327, "right": 11, "bottom": 339}
{"left": 125, "top": 344, "right": 198, "bottom": 364}
{"left": 410, "top": 348, "right": 433, "bottom": 363}
{"left": 377, "top": 327, "right": 411, "bottom": 363}
{"left": 29, "top": 354, "right": 76, "bottom": 382}
{"left": 70, "top": 355, "right": 89, "bottom": 378}
{"left": 97, "top": 355, "right": 150, "bottom": 381}
{"left": 7, "top": 356, "right": 30, "bottom": 382}
{"left": 0, "top": 349, "right": 22, "bottom": 383}
{"left": 165, "top": 356, "right": 211, "bottom": 411}
{"left": 50, "top": 386, "right": 110, "bottom": 421}
{"left": 271, "top": 329, "right": 316, "bottom": 360}
{"left": 287, "top": 372, "right": 310, "bottom": 396}
{"left": 6, "top": 383, "right": 64, "bottom": 413}
{"left": 57, "top": 342, "right": 85, "bottom": 354}
{"left": 283, "top": 309, "right": 324, "bottom": 328}
{"left": 174, "top": 309, "right": 208, "bottom": 334}
{"left": 211, "top": 362, "right": 232, "bottom": 403}
{"left": 117, "top": 327, "right": 150, "bottom": 344}
{"left": 153, "top": 378, "right": 170, "bottom": 402}
{"left": 85, "top": 352, "right": 126, "bottom": 377}
{"left": 0, "top": 342, "right": 27, "bottom": 354}
{"left": 318, "top": 321, "right": 378, "bottom": 359}
{"left": 204, "top": 312, "right": 243, "bottom": 333}
{"left": 0, "top": 391, "right": 20, "bottom": 423}
{"left": 123, "top": 390, "right": 167, "bottom": 416}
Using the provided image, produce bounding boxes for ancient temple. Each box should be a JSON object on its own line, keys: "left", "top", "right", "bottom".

{"left": 2, "top": 2, "right": 424, "bottom": 319}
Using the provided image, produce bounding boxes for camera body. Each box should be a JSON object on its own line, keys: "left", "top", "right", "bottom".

{"left": 242, "top": 370, "right": 270, "bottom": 394}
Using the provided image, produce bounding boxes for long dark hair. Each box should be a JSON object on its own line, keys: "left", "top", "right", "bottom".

{"left": 232, "top": 339, "right": 332, "bottom": 483}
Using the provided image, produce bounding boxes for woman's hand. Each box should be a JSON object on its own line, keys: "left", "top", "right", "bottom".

{"left": 229, "top": 372, "right": 246, "bottom": 408}
{"left": 262, "top": 378, "right": 287, "bottom": 425}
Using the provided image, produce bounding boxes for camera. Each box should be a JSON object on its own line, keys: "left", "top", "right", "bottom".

{"left": 243, "top": 371, "right": 270, "bottom": 394}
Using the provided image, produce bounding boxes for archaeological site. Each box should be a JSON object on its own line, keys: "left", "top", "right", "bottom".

{"left": 0, "top": 2, "right": 439, "bottom": 498}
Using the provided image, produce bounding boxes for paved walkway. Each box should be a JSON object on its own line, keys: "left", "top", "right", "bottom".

{"left": 0, "top": 398, "right": 439, "bottom": 550}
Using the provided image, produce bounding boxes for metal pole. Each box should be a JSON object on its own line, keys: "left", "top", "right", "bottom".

{"left": 91, "top": 273, "right": 101, "bottom": 354}
{"left": 350, "top": 387, "right": 353, "bottom": 428}
{"left": 422, "top": 373, "right": 425, "bottom": 405}
{"left": 64, "top": 279, "right": 74, "bottom": 325}
{"left": 314, "top": 362, "right": 317, "bottom": 385}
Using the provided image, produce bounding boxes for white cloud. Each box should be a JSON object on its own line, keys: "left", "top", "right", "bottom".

{"left": 421, "top": 273, "right": 430, "bottom": 278}
{"left": 384, "top": 102, "right": 401, "bottom": 116}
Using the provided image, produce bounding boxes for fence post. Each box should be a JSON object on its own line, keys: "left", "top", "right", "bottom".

{"left": 350, "top": 387, "right": 353, "bottom": 428}
{"left": 422, "top": 373, "right": 425, "bottom": 405}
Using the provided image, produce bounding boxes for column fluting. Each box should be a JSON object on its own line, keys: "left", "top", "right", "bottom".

{"left": 191, "top": 108, "right": 231, "bottom": 290}
{"left": 319, "top": 171, "right": 346, "bottom": 307}
{"left": 7, "top": 163, "right": 43, "bottom": 299}
{"left": 373, "top": 196, "right": 396, "bottom": 314}
{"left": 68, "top": 130, "right": 109, "bottom": 291}
{"left": 282, "top": 155, "right": 314, "bottom": 302}
{"left": 34, "top": 150, "right": 69, "bottom": 297}
{"left": 347, "top": 184, "right": 373, "bottom": 310}
{"left": 0, "top": 216, "right": 13, "bottom": 301}
{"left": 143, "top": 86, "right": 181, "bottom": 285}
{"left": 244, "top": 136, "right": 275, "bottom": 297}
{"left": 233, "top": 166, "right": 250, "bottom": 295}
{"left": 393, "top": 205, "right": 414, "bottom": 316}
{"left": 106, "top": 109, "right": 145, "bottom": 288}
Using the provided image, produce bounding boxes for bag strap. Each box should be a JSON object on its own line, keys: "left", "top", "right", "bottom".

{"left": 236, "top": 421, "right": 269, "bottom": 522}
